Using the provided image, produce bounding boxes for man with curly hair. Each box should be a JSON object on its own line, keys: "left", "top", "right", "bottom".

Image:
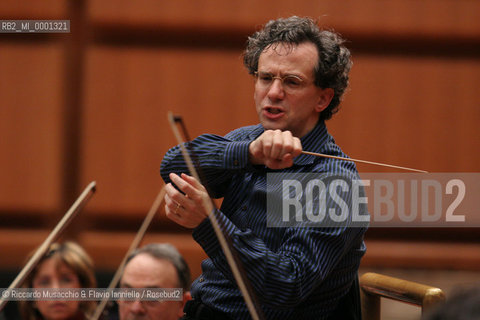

{"left": 161, "top": 16, "right": 366, "bottom": 320}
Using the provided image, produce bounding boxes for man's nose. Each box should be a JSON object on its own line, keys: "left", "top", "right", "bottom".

{"left": 267, "top": 78, "right": 285, "bottom": 100}
{"left": 130, "top": 300, "right": 146, "bottom": 314}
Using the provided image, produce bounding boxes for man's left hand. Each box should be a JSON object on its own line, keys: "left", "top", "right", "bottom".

{"left": 164, "top": 173, "right": 210, "bottom": 228}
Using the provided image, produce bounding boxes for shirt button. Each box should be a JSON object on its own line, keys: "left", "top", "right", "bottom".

{"left": 199, "top": 278, "right": 204, "bottom": 282}
{"left": 241, "top": 206, "right": 247, "bottom": 211}
{"left": 233, "top": 159, "right": 239, "bottom": 166}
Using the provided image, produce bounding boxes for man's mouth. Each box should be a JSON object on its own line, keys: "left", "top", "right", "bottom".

{"left": 263, "top": 106, "right": 285, "bottom": 118}
{"left": 266, "top": 107, "right": 282, "bottom": 114}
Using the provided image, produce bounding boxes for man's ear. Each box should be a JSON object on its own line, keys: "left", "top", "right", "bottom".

{"left": 315, "top": 88, "right": 334, "bottom": 113}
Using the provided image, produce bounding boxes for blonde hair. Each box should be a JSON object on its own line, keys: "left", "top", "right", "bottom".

{"left": 19, "top": 241, "right": 97, "bottom": 320}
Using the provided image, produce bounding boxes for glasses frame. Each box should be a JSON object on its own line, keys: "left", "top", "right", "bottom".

{"left": 253, "top": 71, "right": 312, "bottom": 93}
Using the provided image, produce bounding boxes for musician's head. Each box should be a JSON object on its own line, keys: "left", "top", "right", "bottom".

{"left": 19, "top": 241, "right": 97, "bottom": 320}
{"left": 243, "top": 16, "right": 352, "bottom": 137}
{"left": 118, "top": 243, "right": 191, "bottom": 320}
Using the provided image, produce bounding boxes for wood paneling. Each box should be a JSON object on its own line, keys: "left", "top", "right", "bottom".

{"left": 0, "top": 43, "right": 64, "bottom": 212}
{"left": 330, "top": 55, "right": 480, "bottom": 172}
{"left": 362, "top": 240, "right": 480, "bottom": 271}
{"left": 81, "top": 46, "right": 256, "bottom": 214}
{"left": 0, "top": 1, "right": 66, "bottom": 18}
{"left": 0, "top": 229, "right": 50, "bottom": 269}
{"left": 1, "top": 0, "right": 479, "bottom": 274}
{"left": 88, "top": 0, "right": 480, "bottom": 39}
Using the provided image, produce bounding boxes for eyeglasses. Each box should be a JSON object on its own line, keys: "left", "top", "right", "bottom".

{"left": 254, "top": 71, "right": 311, "bottom": 93}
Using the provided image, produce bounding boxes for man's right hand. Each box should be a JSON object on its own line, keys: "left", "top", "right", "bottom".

{"left": 248, "top": 129, "right": 302, "bottom": 169}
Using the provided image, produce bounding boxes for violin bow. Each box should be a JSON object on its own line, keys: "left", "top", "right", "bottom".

{"left": 168, "top": 112, "right": 265, "bottom": 320}
{"left": 0, "top": 181, "right": 97, "bottom": 311}
{"left": 91, "top": 186, "right": 166, "bottom": 320}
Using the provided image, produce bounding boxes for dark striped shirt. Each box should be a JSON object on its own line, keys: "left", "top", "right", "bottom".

{"left": 160, "top": 121, "right": 367, "bottom": 320}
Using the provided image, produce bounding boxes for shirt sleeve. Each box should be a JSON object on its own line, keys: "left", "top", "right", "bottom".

{"left": 160, "top": 133, "right": 251, "bottom": 198}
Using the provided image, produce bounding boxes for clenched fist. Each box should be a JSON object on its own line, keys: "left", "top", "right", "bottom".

{"left": 249, "top": 130, "right": 302, "bottom": 169}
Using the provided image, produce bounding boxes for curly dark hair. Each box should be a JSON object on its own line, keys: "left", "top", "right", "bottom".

{"left": 243, "top": 16, "right": 352, "bottom": 121}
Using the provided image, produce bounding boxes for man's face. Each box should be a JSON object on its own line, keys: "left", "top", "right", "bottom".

{"left": 254, "top": 41, "right": 333, "bottom": 138}
{"left": 118, "top": 253, "right": 186, "bottom": 320}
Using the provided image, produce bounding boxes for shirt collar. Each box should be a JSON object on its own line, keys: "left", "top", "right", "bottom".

{"left": 294, "top": 121, "right": 330, "bottom": 165}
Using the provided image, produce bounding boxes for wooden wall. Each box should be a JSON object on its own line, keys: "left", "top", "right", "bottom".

{"left": 1, "top": 0, "right": 479, "bottom": 282}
